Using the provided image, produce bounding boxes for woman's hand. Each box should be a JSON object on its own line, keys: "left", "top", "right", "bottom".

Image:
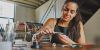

{"left": 38, "top": 18, "right": 56, "bottom": 35}
{"left": 32, "top": 27, "right": 54, "bottom": 42}
{"left": 38, "top": 27, "right": 55, "bottom": 35}
{"left": 32, "top": 18, "right": 56, "bottom": 42}
{"left": 58, "top": 34, "right": 76, "bottom": 44}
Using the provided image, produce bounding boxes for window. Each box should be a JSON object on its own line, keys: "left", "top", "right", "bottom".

{"left": 0, "top": 1, "right": 14, "bottom": 30}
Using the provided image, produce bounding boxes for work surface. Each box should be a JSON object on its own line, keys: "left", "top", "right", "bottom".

{"left": 12, "top": 42, "right": 100, "bottom": 50}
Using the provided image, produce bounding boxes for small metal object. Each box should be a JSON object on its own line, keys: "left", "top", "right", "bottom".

{"left": 71, "top": 44, "right": 83, "bottom": 48}
{"left": 54, "top": 32, "right": 64, "bottom": 35}
{"left": 31, "top": 41, "right": 42, "bottom": 48}
{"left": 52, "top": 43, "right": 56, "bottom": 48}
{"left": 61, "top": 45, "right": 68, "bottom": 47}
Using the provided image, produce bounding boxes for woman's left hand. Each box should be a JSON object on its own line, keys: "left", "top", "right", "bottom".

{"left": 58, "top": 34, "right": 76, "bottom": 44}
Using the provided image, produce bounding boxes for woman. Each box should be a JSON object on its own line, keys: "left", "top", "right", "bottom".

{"left": 34, "top": 1, "right": 85, "bottom": 45}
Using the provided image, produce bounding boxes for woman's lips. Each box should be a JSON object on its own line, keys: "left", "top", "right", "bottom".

{"left": 64, "top": 16, "right": 70, "bottom": 19}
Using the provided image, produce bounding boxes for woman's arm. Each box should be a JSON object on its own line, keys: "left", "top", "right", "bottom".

{"left": 58, "top": 21, "right": 86, "bottom": 45}
{"left": 39, "top": 18, "right": 56, "bottom": 34}
{"left": 77, "top": 21, "right": 86, "bottom": 44}
{"left": 33, "top": 18, "right": 57, "bottom": 42}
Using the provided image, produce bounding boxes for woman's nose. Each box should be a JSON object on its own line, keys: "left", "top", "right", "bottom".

{"left": 67, "top": 11, "right": 71, "bottom": 15}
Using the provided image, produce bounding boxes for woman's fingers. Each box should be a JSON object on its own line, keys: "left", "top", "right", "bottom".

{"left": 45, "top": 28, "right": 50, "bottom": 33}
{"left": 39, "top": 27, "right": 54, "bottom": 34}
{"left": 40, "top": 30, "right": 47, "bottom": 34}
{"left": 59, "top": 34, "right": 68, "bottom": 41}
{"left": 47, "top": 28, "right": 54, "bottom": 34}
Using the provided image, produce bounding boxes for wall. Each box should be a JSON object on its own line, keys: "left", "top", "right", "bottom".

{"left": 84, "top": 9, "right": 100, "bottom": 44}
{"left": 14, "top": 5, "right": 36, "bottom": 40}
{"left": 35, "top": 0, "right": 66, "bottom": 23}
{"left": 14, "top": 4, "right": 35, "bottom": 23}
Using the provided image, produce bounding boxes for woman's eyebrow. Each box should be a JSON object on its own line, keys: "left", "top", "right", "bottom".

{"left": 65, "top": 7, "right": 76, "bottom": 11}
{"left": 71, "top": 10, "right": 75, "bottom": 12}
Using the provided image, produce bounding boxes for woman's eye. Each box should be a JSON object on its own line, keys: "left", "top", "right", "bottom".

{"left": 71, "top": 10, "right": 76, "bottom": 14}
{"left": 63, "top": 8, "right": 68, "bottom": 11}
{"left": 63, "top": 9, "right": 67, "bottom": 11}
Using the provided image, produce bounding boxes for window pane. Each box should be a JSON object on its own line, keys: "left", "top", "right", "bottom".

{"left": 0, "top": 1, "right": 14, "bottom": 30}
{"left": 0, "top": 1, "right": 14, "bottom": 18}
{"left": 0, "top": 18, "right": 8, "bottom": 30}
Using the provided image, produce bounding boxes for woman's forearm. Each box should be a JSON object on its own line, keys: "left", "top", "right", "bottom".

{"left": 58, "top": 34, "right": 76, "bottom": 44}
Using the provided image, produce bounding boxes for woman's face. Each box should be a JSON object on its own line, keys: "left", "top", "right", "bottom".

{"left": 62, "top": 2, "right": 78, "bottom": 22}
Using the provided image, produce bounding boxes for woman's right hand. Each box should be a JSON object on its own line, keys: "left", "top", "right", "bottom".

{"left": 38, "top": 18, "right": 56, "bottom": 35}
{"left": 38, "top": 27, "right": 55, "bottom": 35}
{"left": 33, "top": 27, "right": 54, "bottom": 42}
